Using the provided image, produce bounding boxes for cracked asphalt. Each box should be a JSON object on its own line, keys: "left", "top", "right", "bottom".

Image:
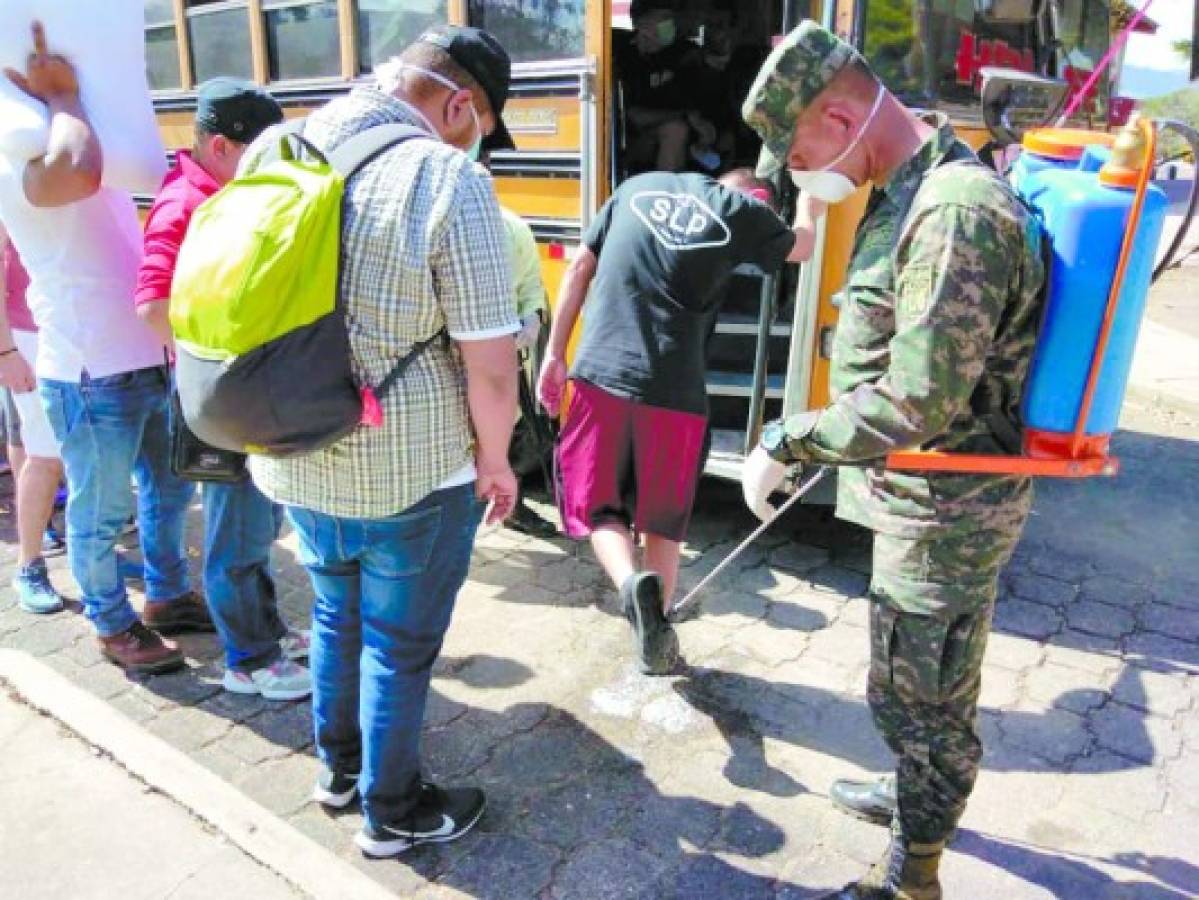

{"left": 0, "top": 393, "right": 1195, "bottom": 898}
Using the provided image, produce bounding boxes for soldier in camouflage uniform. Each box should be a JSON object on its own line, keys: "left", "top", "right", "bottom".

{"left": 739, "top": 22, "right": 1046, "bottom": 900}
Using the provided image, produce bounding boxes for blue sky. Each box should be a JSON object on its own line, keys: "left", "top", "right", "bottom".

{"left": 1121, "top": 0, "right": 1195, "bottom": 98}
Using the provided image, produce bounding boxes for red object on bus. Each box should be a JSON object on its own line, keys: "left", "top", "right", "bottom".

{"left": 955, "top": 32, "right": 1035, "bottom": 89}
{"left": 1109, "top": 96, "right": 1136, "bottom": 127}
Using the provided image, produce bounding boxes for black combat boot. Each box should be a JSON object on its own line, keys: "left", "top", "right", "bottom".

{"left": 821, "top": 826, "right": 944, "bottom": 900}
{"left": 830, "top": 773, "right": 897, "bottom": 827}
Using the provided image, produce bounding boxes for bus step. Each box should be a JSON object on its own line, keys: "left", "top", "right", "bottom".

{"left": 706, "top": 371, "right": 785, "bottom": 399}
{"left": 705, "top": 428, "right": 749, "bottom": 479}
{"left": 714, "top": 314, "right": 792, "bottom": 337}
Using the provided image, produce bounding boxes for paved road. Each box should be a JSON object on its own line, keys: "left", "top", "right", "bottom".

{"left": 0, "top": 403, "right": 1195, "bottom": 898}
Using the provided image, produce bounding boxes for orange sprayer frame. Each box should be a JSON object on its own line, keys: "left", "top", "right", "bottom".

{"left": 884, "top": 118, "right": 1157, "bottom": 480}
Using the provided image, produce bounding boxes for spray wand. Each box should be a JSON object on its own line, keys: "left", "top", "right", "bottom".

{"left": 667, "top": 466, "right": 830, "bottom": 621}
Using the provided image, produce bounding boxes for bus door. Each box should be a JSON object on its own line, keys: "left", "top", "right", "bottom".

{"left": 610, "top": 0, "right": 810, "bottom": 481}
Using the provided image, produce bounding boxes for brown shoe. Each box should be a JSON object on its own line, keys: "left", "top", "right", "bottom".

{"left": 99, "top": 622, "right": 185, "bottom": 674}
{"left": 142, "top": 591, "right": 216, "bottom": 635}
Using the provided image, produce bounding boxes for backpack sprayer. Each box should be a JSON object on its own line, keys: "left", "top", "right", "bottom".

{"left": 672, "top": 20, "right": 1199, "bottom": 618}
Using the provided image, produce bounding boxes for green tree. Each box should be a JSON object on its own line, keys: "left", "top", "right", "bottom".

{"left": 1174, "top": 39, "right": 1193, "bottom": 62}
{"left": 1140, "top": 87, "right": 1199, "bottom": 159}
{"left": 862, "top": 0, "right": 917, "bottom": 96}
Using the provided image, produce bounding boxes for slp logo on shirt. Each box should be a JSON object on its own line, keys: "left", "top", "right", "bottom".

{"left": 630, "top": 191, "right": 732, "bottom": 251}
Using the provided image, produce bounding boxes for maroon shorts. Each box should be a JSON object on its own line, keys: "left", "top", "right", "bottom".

{"left": 556, "top": 380, "right": 708, "bottom": 542}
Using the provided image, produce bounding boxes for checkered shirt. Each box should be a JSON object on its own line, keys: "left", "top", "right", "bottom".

{"left": 244, "top": 88, "right": 518, "bottom": 518}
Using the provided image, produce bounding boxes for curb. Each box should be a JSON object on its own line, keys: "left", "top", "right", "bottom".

{"left": 0, "top": 649, "right": 396, "bottom": 900}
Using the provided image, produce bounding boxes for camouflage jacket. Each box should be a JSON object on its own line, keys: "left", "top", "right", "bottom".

{"left": 785, "top": 115, "right": 1045, "bottom": 537}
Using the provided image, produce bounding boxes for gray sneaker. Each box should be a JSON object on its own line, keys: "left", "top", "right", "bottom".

{"left": 13, "top": 559, "right": 64, "bottom": 615}
{"left": 620, "top": 572, "right": 679, "bottom": 676}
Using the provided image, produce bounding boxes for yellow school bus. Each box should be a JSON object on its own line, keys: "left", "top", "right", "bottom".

{"left": 141, "top": 0, "right": 1112, "bottom": 483}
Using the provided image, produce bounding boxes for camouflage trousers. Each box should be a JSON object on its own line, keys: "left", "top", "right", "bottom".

{"left": 866, "top": 525, "right": 1024, "bottom": 844}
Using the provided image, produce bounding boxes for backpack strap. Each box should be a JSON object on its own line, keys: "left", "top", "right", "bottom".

{"left": 272, "top": 120, "right": 428, "bottom": 173}
{"left": 327, "top": 124, "right": 430, "bottom": 179}
{"left": 325, "top": 123, "right": 440, "bottom": 415}
{"left": 908, "top": 152, "right": 1042, "bottom": 455}
{"left": 264, "top": 119, "right": 329, "bottom": 167}
{"left": 371, "top": 328, "right": 451, "bottom": 404}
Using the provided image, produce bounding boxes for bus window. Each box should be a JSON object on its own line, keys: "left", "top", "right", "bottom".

{"left": 861, "top": 0, "right": 1107, "bottom": 122}
{"left": 186, "top": 0, "right": 254, "bottom": 83}
{"left": 263, "top": 0, "right": 340, "bottom": 81}
{"left": 466, "top": 0, "right": 586, "bottom": 63}
{"left": 144, "top": 0, "right": 182, "bottom": 90}
{"left": 863, "top": 0, "right": 1034, "bottom": 108}
{"left": 357, "top": 0, "right": 449, "bottom": 72}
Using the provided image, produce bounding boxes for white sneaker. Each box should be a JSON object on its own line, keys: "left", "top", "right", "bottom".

{"left": 223, "top": 659, "right": 312, "bottom": 701}
{"left": 280, "top": 628, "right": 311, "bottom": 661}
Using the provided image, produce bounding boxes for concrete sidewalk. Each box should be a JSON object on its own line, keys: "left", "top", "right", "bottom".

{"left": 0, "top": 689, "right": 298, "bottom": 900}
{"left": 1130, "top": 316, "right": 1199, "bottom": 416}
{"left": 1131, "top": 263, "right": 1199, "bottom": 416}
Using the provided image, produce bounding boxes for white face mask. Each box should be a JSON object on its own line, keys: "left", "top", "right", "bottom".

{"left": 789, "top": 84, "right": 884, "bottom": 204}
{"left": 398, "top": 63, "right": 483, "bottom": 156}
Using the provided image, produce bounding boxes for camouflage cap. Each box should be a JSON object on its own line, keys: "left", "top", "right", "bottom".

{"left": 742, "top": 21, "right": 868, "bottom": 178}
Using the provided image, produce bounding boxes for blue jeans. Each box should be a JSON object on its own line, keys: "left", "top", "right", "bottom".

{"left": 203, "top": 478, "right": 286, "bottom": 672}
{"left": 40, "top": 367, "right": 196, "bottom": 637}
{"left": 286, "top": 484, "right": 483, "bottom": 828}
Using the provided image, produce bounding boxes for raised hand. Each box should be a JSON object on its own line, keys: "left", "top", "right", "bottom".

{"left": 4, "top": 21, "right": 80, "bottom": 104}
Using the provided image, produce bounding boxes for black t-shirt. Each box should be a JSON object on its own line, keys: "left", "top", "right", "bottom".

{"left": 572, "top": 172, "right": 796, "bottom": 415}
{"left": 619, "top": 41, "right": 700, "bottom": 112}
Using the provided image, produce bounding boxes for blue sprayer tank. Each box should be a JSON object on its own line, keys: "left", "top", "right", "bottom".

{"left": 1016, "top": 123, "right": 1168, "bottom": 456}
{"left": 1009, "top": 127, "right": 1114, "bottom": 194}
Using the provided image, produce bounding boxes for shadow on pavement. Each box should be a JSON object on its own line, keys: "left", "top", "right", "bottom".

{"left": 350, "top": 687, "right": 803, "bottom": 898}
{"left": 674, "top": 659, "right": 1175, "bottom": 788}
{"left": 953, "top": 830, "right": 1199, "bottom": 898}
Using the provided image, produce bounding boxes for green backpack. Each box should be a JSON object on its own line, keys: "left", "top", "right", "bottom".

{"left": 170, "top": 121, "right": 442, "bottom": 457}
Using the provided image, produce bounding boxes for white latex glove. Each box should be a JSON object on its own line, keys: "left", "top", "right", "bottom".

{"left": 514, "top": 313, "right": 541, "bottom": 352}
{"left": 742, "top": 445, "right": 788, "bottom": 523}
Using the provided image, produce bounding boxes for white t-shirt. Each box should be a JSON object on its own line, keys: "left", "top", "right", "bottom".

{"left": 0, "top": 152, "right": 166, "bottom": 382}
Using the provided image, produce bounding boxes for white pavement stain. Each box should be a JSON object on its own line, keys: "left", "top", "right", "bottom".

{"left": 590, "top": 665, "right": 701, "bottom": 734}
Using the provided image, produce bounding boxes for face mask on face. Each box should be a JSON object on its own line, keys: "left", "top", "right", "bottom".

{"left": 788, "top": 84, "right": 884, "bottom": 204}
{"left": 656, "top": 18, "right": 677, "bottom": 47}
{"left": 399, "top": 63, "right": 483, "bottom": 154}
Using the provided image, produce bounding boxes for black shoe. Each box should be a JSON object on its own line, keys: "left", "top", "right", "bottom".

{"left": 355, "top": 782, "right": 486, "bottom": 859}
{"left": 830, "top": 774, "right": 897, "bottom": 827}
{"left": 504, "top": 502, "right": 558, "bottom": 538}
{"left": 312, "top": 765, "right": 360, "bottom": 809}
{"left": 620, "top": 572, "right": 679, "bottom": 676}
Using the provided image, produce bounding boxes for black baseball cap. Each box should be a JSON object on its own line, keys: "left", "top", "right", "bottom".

{"left": 418, "top": 25, "right": 515, "bottom": 151}
{"left": 630, "top": 0, "right": 677, "bottom": 21}
{"left": 195, "top": 77, "right": 283, "bottom": 144}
